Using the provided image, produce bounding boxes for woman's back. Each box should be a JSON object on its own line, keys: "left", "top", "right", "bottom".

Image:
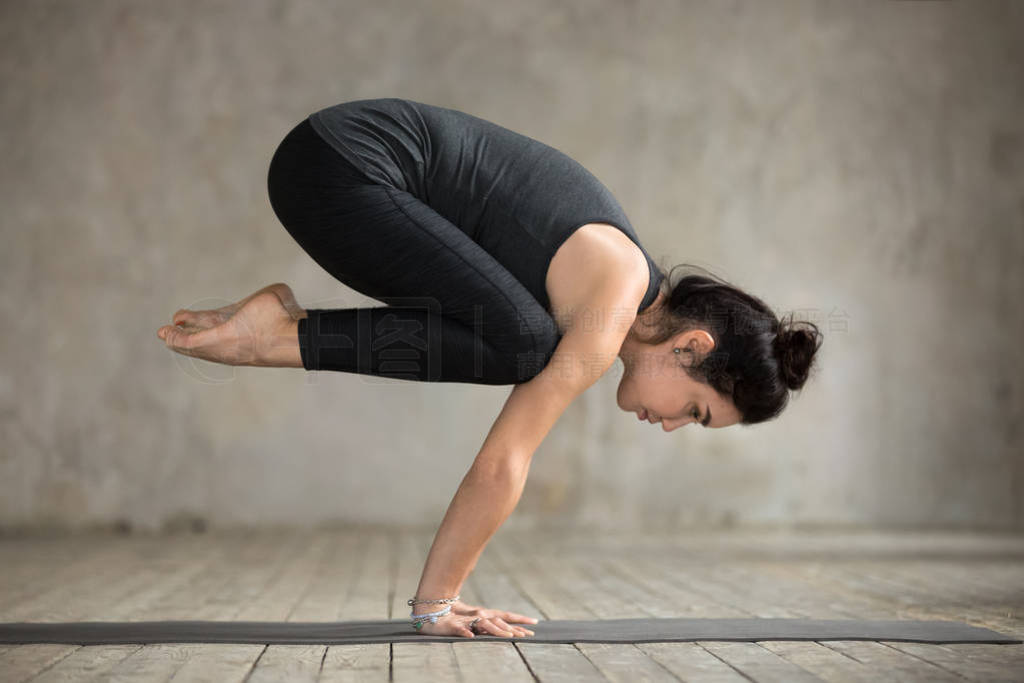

{"left": 307, "top": 97, "right": 663, "bottom": 313}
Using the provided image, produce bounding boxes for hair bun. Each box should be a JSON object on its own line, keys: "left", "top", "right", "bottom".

{"left": 773, "top": 316, "right": 823, "bottom": 391}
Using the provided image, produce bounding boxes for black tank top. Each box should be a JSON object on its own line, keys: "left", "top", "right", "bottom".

{"left": 306, "top": 97, "right": 664, "bottom": 314}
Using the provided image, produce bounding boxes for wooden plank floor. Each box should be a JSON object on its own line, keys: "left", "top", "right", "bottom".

{"left": 0, "top": 527, "right": 1021, "bottom": 682}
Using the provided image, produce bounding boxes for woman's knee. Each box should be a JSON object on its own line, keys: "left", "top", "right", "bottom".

{"left": 505, "top": 313, "right": 561, "bottom": 382}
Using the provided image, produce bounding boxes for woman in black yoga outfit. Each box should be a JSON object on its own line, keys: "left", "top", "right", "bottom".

{"left": 156, "top": 98, "right": 822, "bottom": 639}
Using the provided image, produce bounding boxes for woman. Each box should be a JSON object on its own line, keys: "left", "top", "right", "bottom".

{"left": 156, "top": 97, "right": 822, "bottom": 639}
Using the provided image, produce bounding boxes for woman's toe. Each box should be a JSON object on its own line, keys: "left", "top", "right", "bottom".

{"left": 173, "top": 309, "right": 199, "bottom": 326}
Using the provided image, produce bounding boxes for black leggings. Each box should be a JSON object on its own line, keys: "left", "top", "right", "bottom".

{"left": 266, "top": 118, "right": 561, "bottom": 385}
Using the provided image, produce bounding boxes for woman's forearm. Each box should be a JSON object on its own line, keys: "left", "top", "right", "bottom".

{"left": 410, "top": 358, "right": 586, "bottom": 616}
{"left": 411, "top": 458, "right": 529, "bottom": 614}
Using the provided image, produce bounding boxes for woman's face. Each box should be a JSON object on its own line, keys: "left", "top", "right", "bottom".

{"left": 616, "top": 328, "right": 742, "bottom": 431}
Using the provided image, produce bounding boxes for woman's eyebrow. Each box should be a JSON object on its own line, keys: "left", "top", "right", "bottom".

{"left": 702, "top": 406, "right": 712, "bottom": 427}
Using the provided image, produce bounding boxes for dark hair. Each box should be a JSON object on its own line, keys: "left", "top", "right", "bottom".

{"left": 636, "top": 263, "right": 823, "bottom": 424}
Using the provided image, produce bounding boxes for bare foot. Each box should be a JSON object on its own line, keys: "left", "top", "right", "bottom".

{"left": 170, "top": 282, "right": 305, "bottom": 333}
{"left": 157, "top": 283, "right": 304, "bottom": 367}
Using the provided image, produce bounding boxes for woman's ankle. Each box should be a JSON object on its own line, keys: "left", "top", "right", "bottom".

{"left": 256, "top": 316, "right": 304, "bottom": 368}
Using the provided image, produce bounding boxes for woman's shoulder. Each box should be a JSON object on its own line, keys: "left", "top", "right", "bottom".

{"left": 546, "top": 223, "right": 649, "bottom": 334}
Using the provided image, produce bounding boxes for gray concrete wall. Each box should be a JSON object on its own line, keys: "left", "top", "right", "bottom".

{"left": 1, "top": 0, "right": 1021, "bottom": 532}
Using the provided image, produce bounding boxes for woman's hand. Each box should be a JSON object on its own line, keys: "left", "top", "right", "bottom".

{"left": 413, "top": 601, "right": 537, "bottom": 638}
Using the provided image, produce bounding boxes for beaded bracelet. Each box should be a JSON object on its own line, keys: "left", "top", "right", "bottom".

{"left": 408, "top": 594, "right": 461, "bottom": 630}
{"left": 410, "top": 604, "right": 452, "bottom": 630}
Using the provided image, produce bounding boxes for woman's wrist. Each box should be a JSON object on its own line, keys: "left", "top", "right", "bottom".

{"left": 409, "top": 593, "right": 461, "bottom": 616}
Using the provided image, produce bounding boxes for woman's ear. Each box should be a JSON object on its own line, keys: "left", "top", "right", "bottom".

{"left": 691, "top": 329, "right": 716, "bottom": 355}
{"left": 673, "top": 329, "right": 715, "bottom": 359}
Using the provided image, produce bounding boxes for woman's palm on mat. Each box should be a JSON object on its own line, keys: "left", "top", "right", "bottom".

{"left": 418, "top": 600, "right": 537, "bottom": 638}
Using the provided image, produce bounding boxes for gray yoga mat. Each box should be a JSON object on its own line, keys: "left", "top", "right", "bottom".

{"left": 0, "top": 618, "right": 1019, "bottom": 645}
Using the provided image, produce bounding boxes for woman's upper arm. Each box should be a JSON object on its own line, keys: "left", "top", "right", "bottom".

{"left": 474, "top": 257, "right": 643, "bottom": 472}
{"left": 472, "top": 331, "right": 615, "bottom": 475}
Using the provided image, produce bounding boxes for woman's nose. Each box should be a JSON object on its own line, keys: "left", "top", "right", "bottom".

{"left": 663, "top": 415, "right": 693, "bottom": 432}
